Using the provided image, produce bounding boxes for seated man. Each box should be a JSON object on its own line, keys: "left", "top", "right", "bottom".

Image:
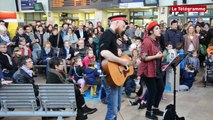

{"left": 47, "top": 57, "right": 97, "bottom": 120}
{"left": 12, "top": 57, "right": 38, "bottom": 96}
{"left": 0, "top": 43, "right": 16, "bottom": 78}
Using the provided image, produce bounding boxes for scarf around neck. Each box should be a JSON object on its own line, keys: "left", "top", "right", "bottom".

{"left": 48, "top": 68, "right": 69, "bottom": 83}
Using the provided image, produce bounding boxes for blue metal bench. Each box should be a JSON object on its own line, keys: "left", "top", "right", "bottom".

{"left": 0, "top": 84, "right": 77, "bottom": 120}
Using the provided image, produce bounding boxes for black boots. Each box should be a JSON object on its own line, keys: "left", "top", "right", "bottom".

{"left": 153, "top": 108, "right": 164, "bottom": 116}
{"left": 145, "top": 111, "right": 158, "bottom": 120}
{"left": 81, "top": 105, "right": 97, "bottom": 116}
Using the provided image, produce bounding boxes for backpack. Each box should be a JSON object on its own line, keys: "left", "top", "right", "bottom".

{"left": 163, "top": 104, "right": 185, "bottom": 120}
{"left": 198, "top": 44, "right": 207, "bottom": 56}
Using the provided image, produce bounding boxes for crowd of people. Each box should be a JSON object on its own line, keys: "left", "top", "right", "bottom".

{"left": 0, "top": 15, "right": 213, "bottom": 120}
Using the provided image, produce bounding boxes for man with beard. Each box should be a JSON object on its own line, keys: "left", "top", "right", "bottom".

{"left": 99, "top": 15, "right": 130, "bottom": 120}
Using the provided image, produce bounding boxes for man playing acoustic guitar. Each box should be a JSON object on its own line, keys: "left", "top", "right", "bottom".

{"left": 99, "top": 15, "right": 130, "bottom": 120}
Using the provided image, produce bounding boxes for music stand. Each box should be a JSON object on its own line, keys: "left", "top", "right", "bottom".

{"left": 163, "top": 53, "right": 187, "bottom": 119}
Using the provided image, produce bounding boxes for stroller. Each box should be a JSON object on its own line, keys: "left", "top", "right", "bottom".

{"left": 203, "top": 46, "right": 213, "bottom": 87}
{"left": 203, "top": 60, "right": 213, "bottom": 87}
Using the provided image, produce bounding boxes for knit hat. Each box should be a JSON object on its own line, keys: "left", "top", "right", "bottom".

{"left": 147, "top": 21, "right": 158, "bottom": 31}
{"left": 207, "top": 46, "right": 213, "bottom": 55}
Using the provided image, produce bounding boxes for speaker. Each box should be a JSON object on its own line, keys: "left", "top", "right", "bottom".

{"left": 183, "top": 0, "right": 187, "bottom": 4}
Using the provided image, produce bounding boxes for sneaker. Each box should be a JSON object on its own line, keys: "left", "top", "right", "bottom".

{"left": 152, "top": 108, "right": 164, "bottom": 116}
{"left": 101, "top": 98, "right": 107, "bottom": 104}
{"left": 138, "top": 102, "right": 147, "bottom": 109}
{"left": 145, "top": 111, "right": 158, "bottom": 120}
{"left": 128, "top": 100, "right": 138, "bottom": 106}
{"left": 82, "top": 105, "right": 97, "bottom": 115}
{"left": 127, "top": 93, "right": 137, "bottom": 99}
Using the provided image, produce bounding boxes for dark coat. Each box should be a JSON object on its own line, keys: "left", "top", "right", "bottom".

{"left": 12, "top": 33, "right": 31, "bottom": 47}
{"left": 46, "top": 68, "right": 85, "bottom": 109}
{"left": 181, "top": 71, "right": 195, "bottom": 88}
{"left": 49, "top": 34, "right": 63, "bottom": 48}
{"left": 75, "top": 30, "right": 89, "bottom": 42}
{"left": 12, "top": 68, "right": 38, "bottom": 96}
{"left": 12, "top": 68, "right": 34, "bottom": 84}
{"left": 164, "top": 29, "right": 183, "bottom": 48}
{"left": 0, "top": 52, "right": 14, "bottom": 70}
{"left": 85, "top": 67, "right": 100, "bottom": 85}
{"left": 69, "top": 66, "right": 85, "bottom": 82}
{"left": 0, "top": 67, "right": 4, "bottom": 80}
{"left": 86, "top": 42, "right": 96, "bottom": 57}
{"left": 75, "top": 47, "right": 87, "bottom": 59}
{"left": 40, "top": 48, "right": 55, "bottom": 64}
{"left": 46, "top": 69, "right": 67, "bottom": 84}
{"left": 59, "top": 46, "right": 75, "bottom": 60}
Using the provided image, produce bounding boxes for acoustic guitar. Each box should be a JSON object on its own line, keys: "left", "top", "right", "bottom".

{"left": 101, "top": 55, "right": 134, "bottom": 87}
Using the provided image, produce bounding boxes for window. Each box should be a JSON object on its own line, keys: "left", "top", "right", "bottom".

{"left": 85, "top": 13, "right": 95, "bottom": 25}
{"left": 144, "top": 11, "right": 153, "bottom": 16}
{"left": 134, "top": 12, "right": 143, "bottom": 16}
{"left": 107, "top": 12, "right": 122, "bottom": 18}
{"left": 188, "top": 12, "right": 198, "bottom": 16}
{"left": 24, "top": 13, "right": 47, "bottom": 25}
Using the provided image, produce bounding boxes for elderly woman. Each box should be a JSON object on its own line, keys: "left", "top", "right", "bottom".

{"left": 0, "top": 25, "right": 14, "bottom": 55}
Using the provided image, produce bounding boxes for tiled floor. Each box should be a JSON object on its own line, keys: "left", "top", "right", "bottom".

{"left": 2, "top": 69, "right": 213, "bottom": 120}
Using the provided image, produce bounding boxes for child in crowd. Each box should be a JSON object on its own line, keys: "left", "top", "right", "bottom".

{"left": 12, "top": 47, "right": 22, "bottom": 70}
{"left": 85, "top": 61, "right": 101, "bottom": 98}
{"left": 86, "top": 36, "right": 97, "bottom": 58}
{"left": 69, "top": 56, "right": 86, "bottom": 90}
{"left": 134, "top": 37, "right": 142, "bottom": 52}
{"left": 179, "top": 63, "right": 195, "bottom": 91}
{"left": 187, "top": 50, "right": 200, "bottom": 77}
{"left": 176, "top": 42, "right": 185, "bottom": 76}
{"left": 83, "top": 48, "right": 96, "bottom": 68}
{"left": 162, "top": 42, "right": 173, "bottom": 63}
{"left": 18, "top": 37, "right": 32, "bottom": 58}
{"left": 204, "top": 46, "right": 213, "bottom": 69}
{"left": 127, "top": 49, "right": 142, "bottom": 103}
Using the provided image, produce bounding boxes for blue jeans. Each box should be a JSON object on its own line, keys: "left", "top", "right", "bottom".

{"left": 102, "top": 77, "right": 122, "bottom": 120}
{"left": 32, "top": 43, "right": 41, "bottom": 64}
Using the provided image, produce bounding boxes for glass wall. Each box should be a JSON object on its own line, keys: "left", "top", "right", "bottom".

{"left": 24, "top": 13, "right": 47, "bottom": 25}
{"left": 130, "top": 9, "right": 158, "bottom": 27}
{"left": 85, "top": 13, "right": 95, "bottom": 25}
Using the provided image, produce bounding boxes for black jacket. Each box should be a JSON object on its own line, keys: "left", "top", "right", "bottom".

{"left": 0, "top": 52, "right": 14, "bottom": 70}
{"left": 12, "top": 33, "right": 31, "bottom": 47}
{"left": 75, "top": 30, "right": 89, "bottom": 42}
{"left": 12, "top": 68, "right": 38, "bottom": 96}
{"left": 59, "top": 47, "right": 75, "bottom": 60}
{"left": 49, "top": 34, "right": 63, "bottom": 48}
{"left": 46, "top": 69, "right": 67, "bottom": 84}
{"left": 12, "top": 68, "right": 34, "bottom": 84}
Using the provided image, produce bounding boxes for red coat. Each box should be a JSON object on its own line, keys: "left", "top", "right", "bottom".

{"left": 83, "top": 56, "right": 96, "bottom": 67}
{"left": 21, "top": 46, "right": 32, "bottom": 58}
{"left": 137, "top": 36, "right": 161, "bottom": 78}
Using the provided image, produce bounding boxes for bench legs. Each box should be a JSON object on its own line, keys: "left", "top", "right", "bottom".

{"left": 57, "top": 116, "right": 63, "bottom": 120}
